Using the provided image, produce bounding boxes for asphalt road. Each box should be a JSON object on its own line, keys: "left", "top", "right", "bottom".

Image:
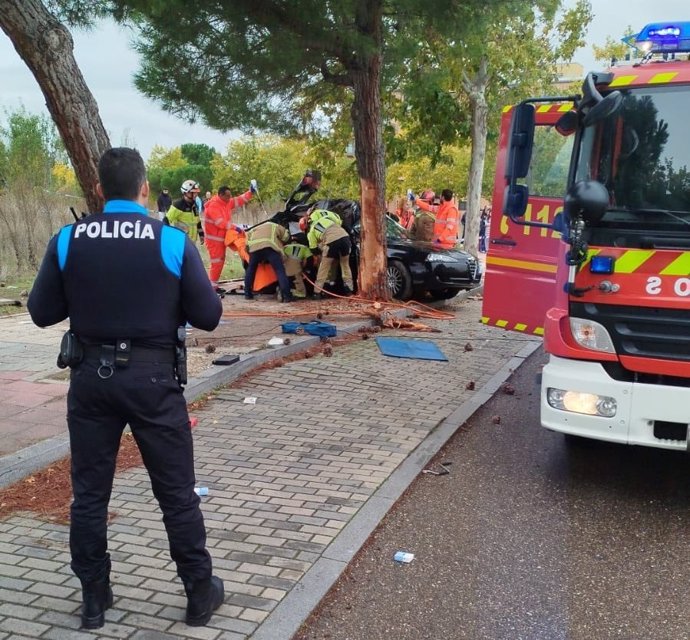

{"left": 293, "top": 347, "right": 690, "bottom": 640}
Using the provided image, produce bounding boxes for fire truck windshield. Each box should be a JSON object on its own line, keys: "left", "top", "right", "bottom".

{"left": 574, "top": 85, "right": 690, "bottom": 231}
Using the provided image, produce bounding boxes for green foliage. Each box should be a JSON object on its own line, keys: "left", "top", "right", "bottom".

{"left": 0, "top": 107, "right": 69, "bottom": 192}
{"left": 180, "top": 143, "right": 216, "bottom": 167}
{"left": 593, "top": 26, "right": 639, "bottom": 65}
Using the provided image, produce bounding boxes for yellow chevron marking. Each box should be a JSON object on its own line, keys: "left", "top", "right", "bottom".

{"left": 534, "top": 327, "right": 544, "bottom": 336}
{"left": 486, "top": 256, "right": 557, "bottom": 273}
{"left": 660, "top": 253, "right": 690, "bottom": 276}
{"left": 610, "top": 75, "right": 637, "bottom": 87}
{"left": 581, "top": 248, "right": 601, "bottom": 268}
{"left": 614, "top": 250, "right": 655, "bottom": 273}
{"left": 649, "top": 72, "right": 678, "bottom": 84}
{"left": 558, "top": 103, "right": 575, "bottom": 112}
{"left": 537, "top": 104, "right": 553, "bottom": 113}
{"left": 515, "top": 323, "right": 527, "bottom": 331}
{"left": 502, "top": 105, "right": 513, "bottom": 113}
{"left": 481, "top": 316, "right": 490, "bottom": 324}
{"left": 496, "top": 319, "right": 509, "bottom": 328}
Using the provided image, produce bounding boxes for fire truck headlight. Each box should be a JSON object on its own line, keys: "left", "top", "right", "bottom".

{"left": 569, "top": 318, "right": 616, "bottom": 353}
{"left": 547, "top": 388, "right": 617, "bottom": 417}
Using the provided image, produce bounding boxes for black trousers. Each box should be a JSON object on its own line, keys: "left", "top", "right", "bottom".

{"left": 244, "top": 247, "right": 291, "bottom": 297}
{"left": 67, "top": 358, "right": 212, "bottom": 585}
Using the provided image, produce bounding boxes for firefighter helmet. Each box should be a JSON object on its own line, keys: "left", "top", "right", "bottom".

{"left": 181, "top": 179, "right": 200, "bottom": 194}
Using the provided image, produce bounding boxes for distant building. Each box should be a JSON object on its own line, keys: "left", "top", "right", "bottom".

{"left": 554, "top": 63, "right": 584, "bottom": 90}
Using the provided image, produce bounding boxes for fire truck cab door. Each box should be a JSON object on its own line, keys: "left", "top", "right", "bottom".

{"left": 482, "top": 105, "right": 574, "bottom": 336}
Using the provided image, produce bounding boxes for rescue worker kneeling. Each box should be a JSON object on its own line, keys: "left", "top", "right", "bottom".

{"left": 283, "top": 242, "right": 311, "bottom": 299}
{"left": 244, "top": 221, "right": 293, "bottom": 302}
{"left": 302, "top": 209, "right": 354, "bottom": 298}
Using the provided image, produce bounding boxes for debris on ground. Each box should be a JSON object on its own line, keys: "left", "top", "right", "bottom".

{"left": 204, "top": 344, "right": 216, "bottom": 353}
{"left": 501, "top": 383, "right": 516, "bottom": 395}
{"left": 464, "top": 342, "right": 474, "bottom": 352}
{"left": 492, "top": 415, "right": 501, "bottom": 424}
{"left": 465, "top": 380, "right": 476, "bottom": 390}
{"left": 381, "top": 317, "right": 440, "bottom": 332}
{"left": 243, "top": 396, "right": 258, "bottom": 404}
{"left": 393, "top": 551, "right": 415, "bottom": 564}
{"left": 422, "top": 462, "right": 452, "bottom": 476}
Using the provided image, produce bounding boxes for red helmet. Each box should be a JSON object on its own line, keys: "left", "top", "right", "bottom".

{"left": 299, "top": 216, "right": 309, "bottom": 232}
{"left": 421, "top": 189, "right": 435, "bottom": 202}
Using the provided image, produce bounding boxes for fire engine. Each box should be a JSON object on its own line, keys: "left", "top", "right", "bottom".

{"left": 482, "top": 21, "right": 690, "bottom": 450}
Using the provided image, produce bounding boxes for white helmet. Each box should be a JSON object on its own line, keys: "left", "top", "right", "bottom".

{"left": 181, "top": 179, "right": 200, "bottom": 194}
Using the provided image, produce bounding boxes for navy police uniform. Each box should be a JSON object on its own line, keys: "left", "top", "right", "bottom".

{"left": 28, "top": 199, "right": 222, "bottom": 589}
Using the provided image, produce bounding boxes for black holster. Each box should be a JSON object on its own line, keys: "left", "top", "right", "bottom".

{"left": 175, "top": 326, "right": 188, "bottom": 386}
{"left": 57, "top": 331, "right": 84, "bottom": 369}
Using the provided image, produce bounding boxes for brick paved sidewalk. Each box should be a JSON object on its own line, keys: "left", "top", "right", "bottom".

{"left": 0, "top": 295, "right": 539, "bottom": 639}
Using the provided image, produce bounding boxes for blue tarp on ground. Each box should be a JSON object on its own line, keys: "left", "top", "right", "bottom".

{"left": 375, "top": 337, "right": 448, "bottom": 361}
{"left": 282, "top": 321, "right": 338, "bottom": 338}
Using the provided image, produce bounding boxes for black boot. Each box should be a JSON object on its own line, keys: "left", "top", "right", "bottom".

{"left": 80, "top": 578, "right": 113, "bottom": 629}
{"left": 184, "top": 576, "right": 225, "bottom": 627}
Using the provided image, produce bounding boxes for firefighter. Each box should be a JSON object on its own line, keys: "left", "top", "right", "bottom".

{"left": 302, "top": 209, "right": 353, "bottom": 298}
{"left": 26, "top": 148, "right": 224, "bottom": 630}
{"left": 244, "top": 221, "right": 293, "bottom": 302}
{"left": 408, "top": 189, "right": 436, "bottom": 242}
{"left": 164, "top": 180, "right": 204, "bottom": 244}
{"left": 204, "top": 182, "right": 256, "bottom": 293}
{"left": 410, "top": 188, "right": 459, "bottom": 248}
{"left": 283, "top": 242, "right": 311, "bottom": 298}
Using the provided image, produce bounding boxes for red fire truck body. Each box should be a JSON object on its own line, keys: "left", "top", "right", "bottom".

{"left": 483, "top": 22, "right": 690, "bottom": 450}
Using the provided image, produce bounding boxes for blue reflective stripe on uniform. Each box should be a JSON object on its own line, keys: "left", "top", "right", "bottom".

{"left": 103, "top": 200, "right": 149, "bottom": 215}
{"left": 161, "top": 226, "right": 185, "bottom": 278}
{"left": 57, "top": 225, "right": 73, "bottom": 271}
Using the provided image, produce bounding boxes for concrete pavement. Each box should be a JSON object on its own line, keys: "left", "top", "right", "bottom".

{"left": 0, "top": 290, "right": 541, "bottom": 639}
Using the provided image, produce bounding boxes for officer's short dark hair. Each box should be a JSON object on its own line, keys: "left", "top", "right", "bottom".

{"left": 218, "top": 186, "right": 231, "bottom": 196}
{"left": 441, "top": 189, "right": 453, "bottom": 201}
{"left": 98, "top": 147, "right": 147, "bottom": 201}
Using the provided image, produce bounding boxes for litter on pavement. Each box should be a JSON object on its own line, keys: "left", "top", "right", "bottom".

{"left": 422, "top": 462, "right": 452, "bottom": 476}
{"left": 193, "top": 487, "right": 209, "bottom": 496}
{"left": 243, "top": 396, "right": 258, "bottom": 404}
{"left": 393, "top": 551, "right": 415, "bottom": 564}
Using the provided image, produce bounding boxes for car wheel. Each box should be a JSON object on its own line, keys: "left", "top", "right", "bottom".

{"left": 429, "top": 288, "right": 461, "bottom": 301}
{"left": 387, "top": 260, "right": 413, "bottom": 300}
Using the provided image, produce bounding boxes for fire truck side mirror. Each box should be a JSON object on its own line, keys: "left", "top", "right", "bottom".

{"left": 555, "top": 110, "right": 578, "bottom": 136}
{"left": 506, "top": 102, "right": 535, "bottom": 180}
{"left": 583, "top": 91, "right": 623, "bottom": 127}
{"left": 503, "top": 184, "right": 529, "bottom": 219}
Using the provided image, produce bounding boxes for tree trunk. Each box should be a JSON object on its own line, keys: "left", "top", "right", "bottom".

{"left": 351, "top": 0, "right": 388, "bottom": 300}
{"left": 0, "top": 0, "right": 111, "bottom": 213}
{"left": 463, "top": 57, "right": 490, "bottom": 259}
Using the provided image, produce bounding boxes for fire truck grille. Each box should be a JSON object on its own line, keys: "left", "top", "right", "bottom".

{"left": 571, "top": 302, "right": 690, "bottom": 362}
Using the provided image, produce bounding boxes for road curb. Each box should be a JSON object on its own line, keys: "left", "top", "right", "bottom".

{"left": 0, "top": 286, "right": 482, "bottom": 489}
{"left": 250, "top": 334, "right": 540, "bottom": 640}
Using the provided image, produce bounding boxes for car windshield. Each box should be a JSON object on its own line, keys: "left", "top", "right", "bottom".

{"left": 385, "top": 215, "right": 409, "bottom": 239}
{"left": 574, "top": 85, "right": 690, "bottom": 229}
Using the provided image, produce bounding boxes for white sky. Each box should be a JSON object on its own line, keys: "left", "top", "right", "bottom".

{"left": 0, "top": 2, "right": 687, "bottom": 162}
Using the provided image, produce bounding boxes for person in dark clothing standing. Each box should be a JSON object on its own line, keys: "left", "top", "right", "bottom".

{"left": 285, "top": 169, "right": 321, "bottom": 211}
{"left": 156, "top": 187, "right": 172, "bottom": 220}
{"left": 27, "top": 148, "right": 225, "bottom": 631}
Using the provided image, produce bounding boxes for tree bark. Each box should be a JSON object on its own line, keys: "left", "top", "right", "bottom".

{"left": 0, "top": 0, "right": 111, "bottom": 213}
{"left": 351, "top": 0, "right": 388, "bottom": 300}
{"left": 463, "top": 56, "right": 490, "bottom": 259}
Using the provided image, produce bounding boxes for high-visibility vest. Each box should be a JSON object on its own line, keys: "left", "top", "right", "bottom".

{"left": 246, "top": 222, "right": 290, "bottom": 253}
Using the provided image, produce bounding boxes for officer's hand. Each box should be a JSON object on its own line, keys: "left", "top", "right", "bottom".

{"left": 407, "top": 189, "right": 415, "bottom": 202}
{"left": 250, "top": 179, "right": 258, "bottom": 194}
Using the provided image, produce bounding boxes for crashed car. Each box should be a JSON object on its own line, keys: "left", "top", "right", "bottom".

{"left": 275, "top": 198, "right": 481, "bottom": 301}
{"left": 352, "top": 214, "right": 482, "bottom": 300}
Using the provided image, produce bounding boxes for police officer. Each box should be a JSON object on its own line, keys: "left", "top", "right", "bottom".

{"left": 27, "top": 148, "right": 224, "bottom": 631}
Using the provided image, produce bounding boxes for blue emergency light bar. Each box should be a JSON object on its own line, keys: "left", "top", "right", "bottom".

{"left": 590, "top": 255, "right": 615, "bottom": 275}
{"left": 633, "top": 21, "right": 690, "bottom": 53}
